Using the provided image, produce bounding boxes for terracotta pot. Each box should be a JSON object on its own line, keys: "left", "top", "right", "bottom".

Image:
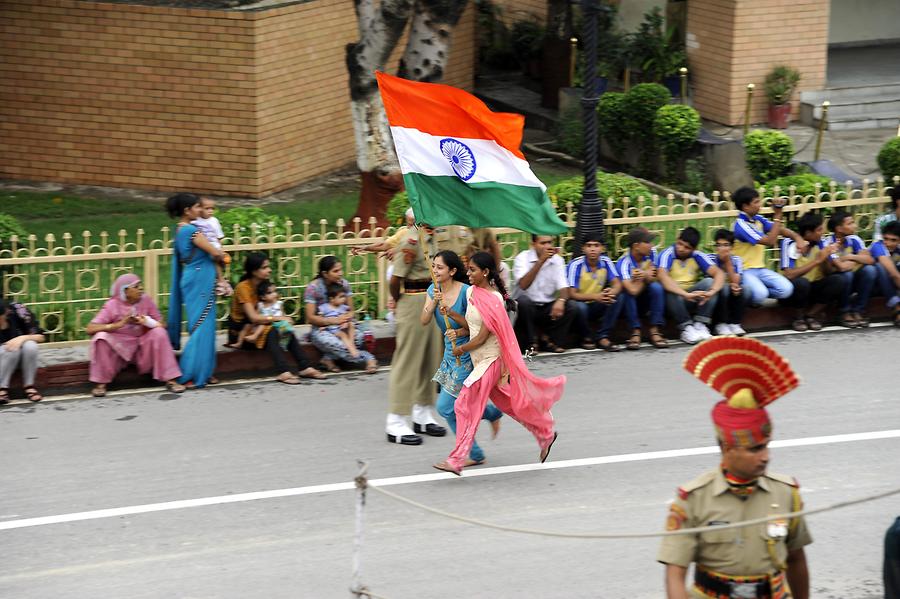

{"left": 767, "top": 103, "right": 792, "bottom": 129}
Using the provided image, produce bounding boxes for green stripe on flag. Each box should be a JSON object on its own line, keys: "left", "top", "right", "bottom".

{"left": 403, "top": 174, "right": 568, "bottom": 235}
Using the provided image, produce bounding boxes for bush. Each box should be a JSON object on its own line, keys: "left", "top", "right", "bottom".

{"left": 510, "top": 20, "right": 544, "bottom": 62}
{"left": 218, "top": 206, "right": 288, "bottom": 241}
{"left": 653, "top": 104, "right": 701, "bottom": 181}
{"left": 0, "top": 213, "right": 28, "bottom": 251}
{"left": 877, "top": 137, "right": 900, "bottom": 183}
{"left": 623, "top": 83, "right": 672, "bottom": 175}
{"left": 744, "top": 130, "right": 794, "bottom": 182}
{"left": 386, "top": 191, "right": 410, "bottom": 226}
{"left": 681, "top": 158, "right": 714, "bottom": 196}
{"left": 597, "top": 92, "right": 628, "bottom": 159}
{"left": 760, "top": 174, "right": 832, "bottom": 198}
{"left": 547, "top": 173, "right": 653, "bottom": 212}
{"left": 764, "top": 65, "right": 801, "bottom": 105}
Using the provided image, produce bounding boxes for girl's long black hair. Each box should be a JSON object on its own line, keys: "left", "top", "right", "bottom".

{"left": 241, "top": 252, "right": 269, "bottom": 282}
{"left": 434, "top": 250, "right": 467, "bottom": 284}
{"left": 468, "top": 251, "right": 516, "bottom": 312}
{"left": 316, "top": 255, "right": 339, "bottom": 279}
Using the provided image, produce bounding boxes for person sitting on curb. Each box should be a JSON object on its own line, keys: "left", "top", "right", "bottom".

{"left": 0, "top": 298, "right": 45, "bottom": 404}
{"left": 657, "top": 227, "right": 725, "bottom": 345}
{"left": 566, "top": 233, "right": 624, "bottom": 352}
{"left": 825, "top": 210, "right": 876, "bottom": 328}
{"left": 731, "top": 186, "right": 804, "bottom": 306}
{"left": 873, "top": 185, "right": 900, "bottom": 242}
{"left": 617, "top": 227, "right": 667, "bottom": 350}
{"left": 709, "top": 229, "right": 750, "bottom": 336}
{"left": 870, "top": 220, "right": 900, "bottom": 326}
{"left": 779, "top": 212, "right": 847, "bottom": 331}
{"left": 512, "top": 234, "right": 577, "bottom": 354}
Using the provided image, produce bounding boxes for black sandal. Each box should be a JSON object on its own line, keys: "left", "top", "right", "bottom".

{"left": 597, "top": 338, "right": 621, "bottom": 352}
{"left": 625, "top": 331, "right": 641, "bottom": 351}
{"left": 24, "top": 387, "right": 43, "bottom": 402}
{"left": 649, "top": 331, "right": 669, "bottom": 349}
{"left": 543, "top": 341, "right": 566, "bottom": 353}
{"left": 0, "top": 388, "right": 8, "bottom": 405}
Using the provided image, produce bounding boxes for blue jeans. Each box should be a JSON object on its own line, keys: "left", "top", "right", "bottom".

{"left": 665, "top": 278, "right": 718, "bottom": 328}
{"left": 573, "top": 295, "right": 624, "bottom": 340}
{"left": 875, "top": 264, "right": 900, "bottom": 307}
{"left": 436, "top": 387, "right": 501, "bottom": 463}
{"left": 742, "top": 268, "right": 794, "bottom": 305}
{"left": 623, "top": 281, "right": 665, "bottom": 329}
{"left": 838, "top": 264, "right": 877, "bottom": 313}
{"left": 715, "top": 284, "right": 751, "bottom": 325}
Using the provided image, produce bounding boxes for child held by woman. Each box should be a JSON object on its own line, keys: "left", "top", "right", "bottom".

{"left": 233, "top": 281, "right": 294, "bottom": 348}
{"left": 317, "top": 283, "right": 359, "bottom": 360}
{"left": 192, "top": 197, "right": 233, "bottom": 297}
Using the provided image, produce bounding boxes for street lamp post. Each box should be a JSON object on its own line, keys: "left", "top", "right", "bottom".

{"left": 572, "top": 0, "right": 607, "bottom": 256}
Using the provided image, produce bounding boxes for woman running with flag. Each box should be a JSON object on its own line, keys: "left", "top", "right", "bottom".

{"left": 434, "top": 252, "right": 565, "bottom": 475}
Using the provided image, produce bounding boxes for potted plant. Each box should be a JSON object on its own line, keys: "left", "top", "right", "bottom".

{"left": 626, "top": 7, "right": 686, "bottom": 94}
{"left": 764, "top": 65, "right": 801, "bottom": 129}
{"left": 511, "top": 19, "right": 545, "bottom": 79}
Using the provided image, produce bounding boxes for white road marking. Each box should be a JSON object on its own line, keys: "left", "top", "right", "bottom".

{"left": 2, "top": 429, "right": 897, "bottom": 532}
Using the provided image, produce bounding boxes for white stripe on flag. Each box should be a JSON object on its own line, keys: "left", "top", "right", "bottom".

{"left": 390, "top": 127, "right": 546, "bottom": 191}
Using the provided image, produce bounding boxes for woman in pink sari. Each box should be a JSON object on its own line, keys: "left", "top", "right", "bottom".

{"left": 434, "top": 252, "right": 565, "bottom": 475}
{"left": 86, "top": 274, "right": 184, "bottom": 397}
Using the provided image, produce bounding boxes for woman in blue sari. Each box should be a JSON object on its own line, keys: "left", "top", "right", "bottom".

{"left": 420, "top": 250, "right": 501, "bottom": 467}
{"left": 165, "top": 193, "right": 223, "bottom": 388}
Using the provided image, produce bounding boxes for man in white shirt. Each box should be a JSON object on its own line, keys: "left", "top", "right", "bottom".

{"left": 512, "top": 234, "right": 577, "bottom": 353}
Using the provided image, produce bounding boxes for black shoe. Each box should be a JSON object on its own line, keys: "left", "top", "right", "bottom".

{"left": 386, "top": 432, "right": 423, "bottom": 445}
{"left": 413, "top": 423, "right": 447, "bottom": 437}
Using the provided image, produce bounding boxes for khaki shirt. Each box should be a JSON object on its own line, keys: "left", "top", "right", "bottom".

{"left": 468, "top": 227, "right": 498, "bottom": 256}
{"left": 658, "top": 469, "right": 812, "bottom": 577}
{"left": 432, "top": 225, "right": 473, "bottom": 257}
{"left": 391, "top": 227, "right": 433, "bottom": 281}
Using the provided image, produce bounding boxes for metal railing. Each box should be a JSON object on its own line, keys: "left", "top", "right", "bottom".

{"left": 1, "top": 178, "right": 894, "bottom": 345}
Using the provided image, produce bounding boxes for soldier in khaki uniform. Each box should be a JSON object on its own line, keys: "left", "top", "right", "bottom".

{"left": 659, "top": 338, "right": 812, "bottom": 599}
{"left": 385, "top": 223, "right": 470, "bottom": 444}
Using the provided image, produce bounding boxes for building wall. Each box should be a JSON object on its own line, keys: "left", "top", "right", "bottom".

{"left": 0, "top": 0, "right": 475, "bottom": 197}
{"left": 687, "top": 0, "right": 829, "bottom": 125}
{"left": 828, "top": 0, "right": 900, "bottom": 45}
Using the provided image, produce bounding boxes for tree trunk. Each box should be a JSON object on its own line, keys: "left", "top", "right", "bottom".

{"left": 347, "top": 0, "right": 468, "bottom": 229}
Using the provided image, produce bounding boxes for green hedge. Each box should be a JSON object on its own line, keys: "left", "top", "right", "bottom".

{"left": 744, "top": 130, "right": 794, "bottom": 182}
{"left": 0, "top": 213, "right": 28, "bottom": 252}
{"left": 877, "top": 137, "right": 900, "bottom": 182}
{"left": 622, "top": 83, "right": 671, "bottom": 175}
{"left": 653, "top": 104, "right": 701, "bottom": 180}
{"left": 597, "top": 92, "right": 628, "bottom": 158}
{"left": 760, "top": 174, "right": 832, "bottom": 198}
{"left": 547, "top": 173, "right": 653, "bottom": 212}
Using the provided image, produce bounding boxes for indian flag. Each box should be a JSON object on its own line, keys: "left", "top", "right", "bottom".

{"left": 376, "top": 71, "right": 568, "bottom": 235}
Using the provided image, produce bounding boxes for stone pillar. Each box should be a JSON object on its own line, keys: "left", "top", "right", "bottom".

{"left": 686, "top": 0, "right": 829, "bottom": 126}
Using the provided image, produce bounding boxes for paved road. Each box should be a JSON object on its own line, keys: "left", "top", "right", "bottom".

{"left": 2, "top": 328, "right": 898, "bottom": 598}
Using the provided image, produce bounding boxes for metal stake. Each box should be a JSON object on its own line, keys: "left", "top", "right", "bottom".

{"left": 679, "top": 67, "right": 688, "bottom": 103}
{"left": 815, "top": 101, "right": 830, "bottom": 161}
{"left": 743, "top": 83, "right": 755, "bottom": 136}
{"left": 350, "top": 460, "right": 369, "bottom": 598}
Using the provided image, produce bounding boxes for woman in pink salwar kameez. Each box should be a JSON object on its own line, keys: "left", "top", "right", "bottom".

{"left": 434, "top": 252, "right": 565, "bottom": 475}
{"left": 86, "top": 274, "right": 184, "bottom": 397}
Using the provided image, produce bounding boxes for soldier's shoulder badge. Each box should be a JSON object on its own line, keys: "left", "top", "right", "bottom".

{"left": 666, "top": 503, "right": 688, "bottom": 531}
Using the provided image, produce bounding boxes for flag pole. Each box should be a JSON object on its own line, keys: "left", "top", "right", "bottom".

{"left": 417, "top": 225, "right": 461, "bottom": 366}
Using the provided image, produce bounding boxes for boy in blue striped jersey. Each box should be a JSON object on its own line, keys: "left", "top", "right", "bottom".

{"left": 825, "top": 211, "right": 876, "bottom": 327}
{"left": 709, "top": 229, "right": 750, "bottom": 336}
{"left": 870, "top": 220, "right": 900, "bottom": 325}
{"left": 617, "top": 227, "right": 667, "bottom": 349}
{"left": 566, "top": 234, "right": 624, "bottom": 351}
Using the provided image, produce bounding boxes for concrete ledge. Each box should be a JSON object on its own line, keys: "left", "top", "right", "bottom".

{"left": 10, "top": 302, "right": 896, "bottom": 398}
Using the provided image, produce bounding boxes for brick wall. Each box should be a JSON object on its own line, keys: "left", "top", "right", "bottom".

{"left": 686, "top": 0, "right": 828, "bottom": 125}
{"left": 0, "top": 0, "right": 475, "bottom": 197}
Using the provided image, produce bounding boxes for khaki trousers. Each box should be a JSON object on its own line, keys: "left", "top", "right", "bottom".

{"left": 387, "top": 292, "right": 443, "bottom": 415}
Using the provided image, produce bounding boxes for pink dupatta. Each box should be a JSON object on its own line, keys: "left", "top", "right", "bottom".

{"left": 468, "top": 285, "right": 566, "bottom": 414}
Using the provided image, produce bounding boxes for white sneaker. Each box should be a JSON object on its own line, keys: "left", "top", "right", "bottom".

{"left": 714, "top": 323, "right": 732, "bottom": 336}
{"left": 729, "top": 324, "right": 747, "bottom": 336}
{"left": 680, "top": 324, "right": 701, "bottom": 344}
{"left": 692, "top": 322, "right": 712, "bottom": 340}
{"left": 411, "top": 404, "right": 439, "bottom": 427}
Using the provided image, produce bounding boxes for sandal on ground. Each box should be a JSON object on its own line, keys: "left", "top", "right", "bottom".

{"left": 625, "top": 331, "right": 641, "bottom": 351}
{"left": 91, "top": 385, "right": 107, "bottom": 398}
{"left": 276, "top": 373, "right": 302, "bottom": 385}
{"left": 539, "top": 432, "right": 558, "bottom": 463}
{"left": 838, "top": 313, "right": 858, "bottom": 328}
{"left": 207, "top": 377, "right": 219, "bottom": 385}
{"left": 364, "top": 360, "right": 379, "bottom": 374}
{"left": 433, "top": 461, "right": 461, "bottom": 476}
{"left": 648, "top": 332, "right": 669, "bottom": 349}
{"left": 542, "top": 340, "right": 566, "bottom": 353}
{"left": 853, "top": 312, "right": 870, "bottom": 328}
{"left": 804, "top": 316, "right": 823, "bottom": 331}
{"left": 320, "top": 359, "right": 341, "bottom": 373}
{"left": 580, "top": 338, "right": 597, "bottom": 350}
{"left": 597, "top": 338, "right": 621, "bottom": 352}
{"left": 298, "top": 367, "right": 326, "bottom": 380}
{"left": 464, "top": 458, "right": 486, "bottom": 467}
{"left": 24, "top": 387, "right": 43, "bottom": 402}
{"left": 165, "top": 381, "right": 186, "bottom": 394}
{"left": 223, "top": 342, "right": 241, "bottom": 349}
{"left": 0, "top": 388, "right": 9, "bottom": 405}
{"left": 791, "top": 318, "right": 809, "bottom": 332}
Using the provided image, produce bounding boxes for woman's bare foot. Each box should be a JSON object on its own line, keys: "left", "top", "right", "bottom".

{"left": 320, "top": 358, "right": 341, "bottom": 373}
{"left": 364, "top": 359, "right": 378, "bottom": 374}
{"left": 490, "top": 418, "right": 501, "bottom": 440}
{"left": 433, "top": 461, "right": 461, "bottom": 476}
{"left": 276, "top": 372, "right": 301, "bottom": 385}
{"left": 91, "top": 384, "right": 107, "bottom": 398}
{"left": 298, "top": 367, "right": 326, "bottom": 380}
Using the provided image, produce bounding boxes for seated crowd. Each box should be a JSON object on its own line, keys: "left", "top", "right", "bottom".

{"left": 2, "top": 186, "right": 898, "bottom": 401}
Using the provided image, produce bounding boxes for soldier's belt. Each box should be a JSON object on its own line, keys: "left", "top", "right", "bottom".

{"left": 403, "top": 279, "right": 431, "bottom": 294}
{"left": 694, "top": 566, "right": 772, "bottom": 599}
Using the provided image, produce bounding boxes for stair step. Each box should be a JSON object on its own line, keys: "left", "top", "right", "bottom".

{"left": 801, "top": 82, "right": 900, "bottom": 103}
{"left": 813, "top": 113, "right": 900, "bottom": 131}
{"left": 803, "top": 97, "right": 900, "bottom": 119}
